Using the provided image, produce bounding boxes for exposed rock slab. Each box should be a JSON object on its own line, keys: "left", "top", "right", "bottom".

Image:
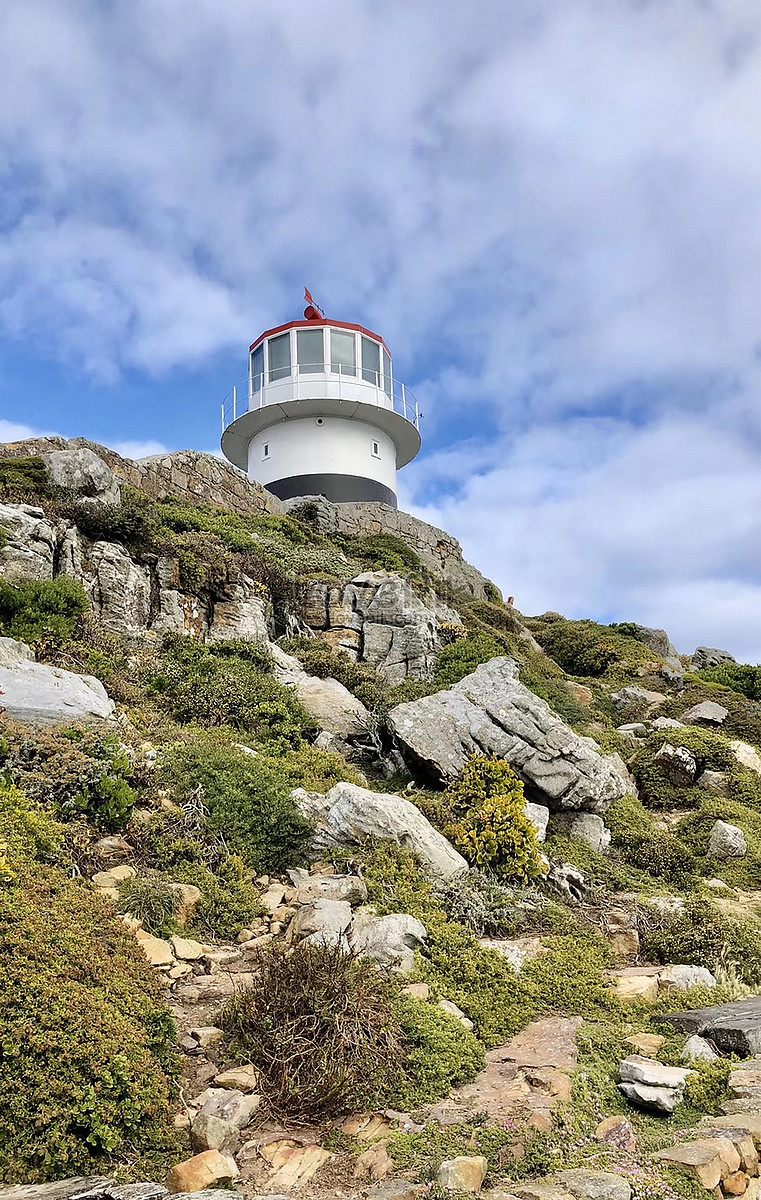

{"left": 654, "top": 997, "right": 761, "bottom": 1056}
{"left": 293, "top": 781, "right": 468, "bottom": 879}
{"left": 0, "top": 502, "right": 56, "bottom": 582}
{"left": 388, "top": 658, "right": 628, "bottom": 810}
{"left": 0, "top": 637, "right": 114, "bottom": 724}
{"left": 271, "top": 644, "right": 371, "bottom": 738}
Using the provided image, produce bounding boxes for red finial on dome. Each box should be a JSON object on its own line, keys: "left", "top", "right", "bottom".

{"left": 304, "top": 287, "right": 325, "bottom": 321}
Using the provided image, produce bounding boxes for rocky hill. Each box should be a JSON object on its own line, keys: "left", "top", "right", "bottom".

{"left": 2, "top": 439, "right": 761, "bottom": 1200}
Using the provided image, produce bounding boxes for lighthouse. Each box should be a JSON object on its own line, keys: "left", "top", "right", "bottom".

{"left": 220, "top": 297, "right": 421, "bottom": 508}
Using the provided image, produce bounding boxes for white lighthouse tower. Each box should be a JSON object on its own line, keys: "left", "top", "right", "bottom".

{"left": 220, "top": 296, "right": 421, "bottom": 508}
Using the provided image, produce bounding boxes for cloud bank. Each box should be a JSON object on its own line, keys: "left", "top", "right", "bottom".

{"left": 0, "top": 0, "right": 759, "bottom": 656}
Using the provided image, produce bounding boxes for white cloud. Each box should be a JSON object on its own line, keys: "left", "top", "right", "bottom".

{"left": 0, "top": 418, "right": 56, "bottom": 442}
{"left": 112, "top": 439, "right": 170, "bottom": 460}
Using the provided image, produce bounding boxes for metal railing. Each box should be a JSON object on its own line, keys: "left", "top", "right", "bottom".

{"left": 221, "top": 363, "right": 420, "bottom": 433}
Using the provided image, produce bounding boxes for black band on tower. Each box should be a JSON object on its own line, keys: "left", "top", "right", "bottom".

{"left": 265, "top": 473, "right": 397, "bottom": 508}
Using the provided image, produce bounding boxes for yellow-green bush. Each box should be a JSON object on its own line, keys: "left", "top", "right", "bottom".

{"left": 391, "top": 997, "right": 484, "bottom": 1109}
{"left": 443, "top": 756, "right": 544, "bottom": 882}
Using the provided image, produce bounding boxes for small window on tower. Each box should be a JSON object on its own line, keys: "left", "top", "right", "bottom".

{"left": 263, "top": 443, "right": 270, "bottom": 459}
{"left": 371, "top": 439, "right": 380, "bottom": 458}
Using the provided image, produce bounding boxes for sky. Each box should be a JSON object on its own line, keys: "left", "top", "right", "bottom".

{"left": 1, "top": 0, "right": 760, "bottom": 660}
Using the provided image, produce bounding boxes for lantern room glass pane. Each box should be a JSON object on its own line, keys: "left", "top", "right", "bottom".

{"left": 250, "top": 344, "right": 264, "bottom": 393}
{"left": 361, "top": 336, "right": 380, "bottom": 385}
{"left": 382, "top": 349, "right": 392, "bottom": 400}
{"left": 297, "top": 328, "right": 324, "bottom": 374}
{"left": 268, "top": 332, "right": 291, "bottom": 382}
{"left": 330, "top": 329, "right": 355, "bottom": 376}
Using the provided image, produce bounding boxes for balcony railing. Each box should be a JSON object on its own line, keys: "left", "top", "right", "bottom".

{"left": 221, "top": 363, "right": 420, "bottom": 432}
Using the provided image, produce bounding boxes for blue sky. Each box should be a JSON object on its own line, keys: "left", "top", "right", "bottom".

{"left": 1, "top": 0, "right": 760, "bottom": 660}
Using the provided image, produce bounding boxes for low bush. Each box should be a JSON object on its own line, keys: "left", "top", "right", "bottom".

{"left": 283, "top": 637, "right": 385, "bottom": 712}
{"left": 337, "top": 532, "right": 424, "bottom": 577}
{"left": 221, "top": 941, "right": 405, "bottom": 1118}
{"left": 676, "top": 797, "right": 761, "bottom": 888}
{"left": 697, "top": 662, "right": 761, "bottom": 702}
{"left": 0, "top": 456, "right": 52, "bottom": 501}
{"left": 118, "top": 875, "right": 181, "bottom": 937}
{"left": 442, "top": 756, "right": 544, "bottom": 882}
{"left": 0, "top": 577, "right": 89, "bottom": 647}
{"left": 391, "top": 997, "right": 484, "bottom": 1109}
{"left": 605, "top": 793, "right": 698, "bottom": 884}
{"left": 158, "top": 738, "right": 312, "bottom": 873}
{"left": 434, "top": 870, "right": 578, "bottom": 938}
{"left": 148, "top": 637, "right": 312, "bottom": 748}
{"left": 61, "top": 491, "right": 158, "bottom": 553}
{"left": 433, "top": 633, "right": 505, "bottom": 689}
{"left": 169, "top": 856, "right": 262, "bottom": 941}
{"left": 632, "top": 727, "right": 736, "bottom": 810}
{"left": 528, "top": 616, "right": 656, "bottom": 678}
{"left": 640, "top": 896, "right": 761, "bottom": 986}
{"left": 261, "top": 741, "right": 364, "bottom": 793}
{"left": 0, "top": 784, "right": 176, "bottom": 1182}
{"left": 0, "top": 721, "right": 136, "bottom": 830}
{"left": 665, "top": 684, "right": 761, "bottom": 748}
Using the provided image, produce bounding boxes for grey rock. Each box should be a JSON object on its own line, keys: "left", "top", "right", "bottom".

{"left": 0, "top": 1182, "right": 114, "bottom": 1200}
{"left": 42, "top": 447, "right": 121, "bottom": 504}
{"left": 619, "top": 1055, "right": 691, "bottom": 1090}
{"left": 682, "top": 700, "right": 729, "bottom": 726}
{"left": 651, "top": 716, "right": 686, "bottom": 730}
{"left": 618, "top": 1081, "right": 683, "bottom": 1114}
{"left": 691, "top": 646, "right": 736, "bottom": 670}
{"left": 658, "top": 965, "right": 717, "bottom": 991}
{"left": 190, "top": 1112, "right": 240, "bottom": 1153}
{"left": 682, "top": 1035, "right": 720, "bottom": 1064}
{"left": 698, "top": 770, "right": 729, "bottom": 795}
{"left": 557, "top": 812, "right": 611, "bottom": 853}
{"left": 292, "top": 898, "right": 353, "bottom": 947}
{"left": 293, "top": 781, "right": 468, "bottom": 880}
{"left": 556, "top": 1169, "right": 632, "bottom": 1200}
{"left": 547, "top": 861, "right": 587, "bottom": 904}
{"left": 271, "top": 644, "right": 371, "bottom": 738}
{"left": 295, "top": 874, "right": 368, "bottom": 906}
{"left": 0, "top": 502, "right": 57, "bottom": 582}
{"left": 616, "top": 723, "right": 647, "bottom": 736}
{"left": 388, "top": 658, "right": 628, "bottom": 811}
{"left": 653, "top": 742, "right": 698, "bottom": 786}
{"left": 351, "top": 912, "right": 427, "bottom": 974}
{"left": 654, "top": 996, "right": 761, "bottom": 1056}
{"left": 170, "top": 1193, "right": 245, "bottom": 1200}
{"left": 660, "top": 665, "right": 685, "bottom": 687}
{"left": 0, "top": 638, "right": 114, "bottom": 725}
{"left": 610, "top": 685, "right": 665, "bottom": 714}
{"left": 525, "top": 802, "right": 550, "bottom": 843}
{"left": 708, "top": 819, "right": 747, "bottom": 859}
{"left": 194, "top": 1086, "right": 261, "bottom": 1130}
{"left": 207, "top": 577, "right": 270, "bottom": 644}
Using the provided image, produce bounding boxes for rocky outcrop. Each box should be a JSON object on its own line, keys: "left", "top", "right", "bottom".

{"left": 302, "top": 571, "right": 460, "bottom": 685}
{"left": 270, "top": 645, "right": 371, "bottom": 739}
{"left": 292, "top": 781, "right": 468, "bottom": 879}
{"left": 0, "top": 636, "right": 114, "bottom": 725}
{"left": 42, "top": 446, "right": 121, "bottom": 505}
{"left": 388, "top": 658, "right": 628, "bottom": 811}
{"left": 654, "top": 997, "right": 761, "bottom": 1057}
{"left": 0, "top": 503, "right": 57, "bottom": 583}
{"left": 691, "top": 646, "right": 736, "bottom": 670}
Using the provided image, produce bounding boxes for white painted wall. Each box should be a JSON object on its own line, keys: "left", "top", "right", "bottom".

{"left": 247, "top": 416, "right": 398, "bottom": 492}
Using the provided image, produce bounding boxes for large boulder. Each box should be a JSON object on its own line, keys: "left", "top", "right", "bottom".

{"left": 41, "top": 447, "right": 121, "bottom": 505}
{"left": 691, "top": 647, "right": 736, "bottom": 671}
{"left": 292, "top": 781, "right": 468, "bottom": 879}
{"left": 0, "top": 637, "right": 114, "bottom": 725}
{"left": 387, "top": 658, "right": 628, "bottom": 811}
{"left": 0, "top": 503, "right": 57, "bottom": 583}
{"left": 271, "top": 645, "right": 371, "bottom": 739}
{"left": 630, "top": 625, "right": 683, "bottom": 671}
{"left": 708, "top": 820, "right": 747, "bottom": 859}
{"left": 654, "top": 997, "right": 761, "bottom": 1056}
{"left": 351, "top": 911, "right": 427, "bottom": 974}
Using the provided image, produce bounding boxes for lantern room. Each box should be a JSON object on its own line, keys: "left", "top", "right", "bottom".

{"left": 220, "top": 303, "right": 421, "bottom": 509}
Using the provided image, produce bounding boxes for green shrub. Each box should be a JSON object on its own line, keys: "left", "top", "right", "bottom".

{"left": 283, "top": 637, "right": 385, "bottom": 712}
{"left": 641, "top": 896, "right": 761, "bottom": 986}
{"left": 61, "top": 491, "right": 158, "bottom": 553}
{"left": 0, "top": 721, "right": 136, "bottom": 830}
{"left": 684, "top": 1060, "right": 731, "bottom": 1114}
{"left": 633, "top": 727, "right": 736, "bottom": 810}
{"left": 697, "top": 663, "right": 761, "bottom": 702}
{"left": 528, "top": 617, "right": 656, "bottom": 678}
{"left": 0, "top": 785, "right": 176, "bottom": 1181}
{"left": 605, "top": 793, "right": 697, "bottom": 884}
{"left": 665, "top": 684, "right": 761, "bottom": 748}
{"left": 169, "top": 856, "right": 263, "bottom": 940}
{"left": 149, "top": 637, "right": 311, "bottom": 748}
{"left": 0, "top": 456, "right": 52, "bottom": 501}
{"left": 261, "top": 741, "right": 364, "bottom": 793}
{"left": 433, "top": 633, "right": 504, "bottom": 689}
{"left": 0, "top": 577, "right": 89, "bottom": 647}
{"left": 158, "top": 738, "right": 312, "bottom": 873}
{"left": 434, "top": 870, "right": 577, "bottom": 938}
{"left": 221, "top": 941, "right": 405, "bottom": 1118}
{"left": 337, "top": 532, "right": 424, "bottom": 577}
{"left": 391, "top": 997, "right": 484, "bottom": 1109}
{"left": 442, "top": 756, "right": 544, "bottom": 882}
{"left": 676, "top": 796, "right": 761, "bottom": 888}
{"left": 118, "top": 875, "right": 181, "bottom": 937}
